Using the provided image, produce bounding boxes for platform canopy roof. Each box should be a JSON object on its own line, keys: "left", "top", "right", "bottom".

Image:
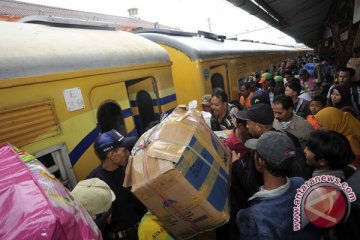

{"left": 228, "top": 0, "right": 337, "bottom": 47}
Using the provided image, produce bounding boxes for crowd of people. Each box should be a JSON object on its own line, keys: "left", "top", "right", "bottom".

{"left": 200, "top": 48, "right": 360, "bottom": 240}
{"left": 70, "top": 49, "right": 360, "bottom": 240}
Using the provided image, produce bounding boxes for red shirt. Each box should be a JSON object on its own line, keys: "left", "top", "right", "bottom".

{"left": 225, "top": 129, "right": 248, "bottom": 157}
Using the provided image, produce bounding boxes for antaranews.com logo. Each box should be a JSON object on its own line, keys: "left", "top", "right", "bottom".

{"left": 293, "top": 175, "right": 356, "bottom": 230}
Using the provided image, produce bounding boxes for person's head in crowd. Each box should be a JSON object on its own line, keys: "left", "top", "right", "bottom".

{"left": 280, "top": 61, "right": 286, "bottom": 69}
{"left": 273, "top": 76, "right": 285, "bottom": 96}
{"left": 315, "top": 107, "right": 359, "bottom": 135}
{"left": 201, "top": 94, "right": 212, "bottom": 112}
{"left": 272, "top": 95, "right": 294, "bottom": 122}
{"left": 298, "top": 69, "right": 309, "bottom": 81}
{"left": 285, "top": 79, "right": 302, "bottom": 100}
{"left": 94, "top": 129, "right": 137, "bottom": 166}
{"left": 338, "top": 67, "right": 355, "bottom": 85}
{"left": 245, "top": 75, "right": 258, "bottom": 92}
{"left": 250, "top": 89, "right": 270, "bottom": 105}
{"left": 304, "top": 130, "right": 355, "bottom": 170}
{"left": 236, "top": 103, "right": 274, "bottom": 138}
{"left": 258, "top": 72, "right": 273, "bottom": 90}
{"left": 329, "top": 84, "right": 353, "bottom": 110}
{"left": 274, "top": 75, "right": 283, "bottom": 84}
{"left": 71, "top": 178, "right": 116, "bottom": 230}
{"left": 309, "top": 95, "right": 326, "bottom": 115}
{"left": 211, "top": 88, "right": 229, "bottom": 118}
{"left": 299, "top": 62, "right": 306, "bottom": 69}
{"left": 245, "top": 131, "right": 295, "bottom": 177}
{"left": 333, "top": 72, "right": 340, "bottom": 85}
{"left": 239, "top": 82, "right": 252, "bottom": 99}
{"left": 284, "top": 69, "right": 294, "bottom": 82}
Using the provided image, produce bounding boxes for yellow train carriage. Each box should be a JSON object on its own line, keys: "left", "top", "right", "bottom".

{"left": 0, "top": 21, "right": 177, "bottom": 186}
{"left": 138, "top": 30, "right": 299, "bottom": 106}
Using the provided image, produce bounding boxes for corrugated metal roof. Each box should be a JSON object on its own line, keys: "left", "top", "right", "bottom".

{"left": 228, "top": 0, "right": 336, "bottom": 47}
{"left": 0, "top": 0, "right": 172, "bottom": 30}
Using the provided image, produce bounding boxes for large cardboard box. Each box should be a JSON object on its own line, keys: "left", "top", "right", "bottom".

{"left": 124, "top": 106, "right": 231, "bottom": 239}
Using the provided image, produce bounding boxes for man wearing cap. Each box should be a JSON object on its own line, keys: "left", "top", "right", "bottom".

{"left": 236, "top": 131, "right": 321, "bottom": 240}
{"left": 236, "top": 103, "right": 274, "bottom": 138}
{"left": 258, "top": 72, "right": 275, "bottom": 103}
{"left": 71, "top": 178, "right": 116, "bottom": 233}
{"left": 231, "top": 103, "right": 274, "bottom": 208}
{"left": 273, "top": 75, "right": 285, "bottom": 96}
{"left": 250, "top": 89, "right": 271, "bottom": 106}
{"left": 236, "top": 102, "right": 312, "bottom": 179}
{"left": 87, "top": 129, "right": 147, "bottom": 240}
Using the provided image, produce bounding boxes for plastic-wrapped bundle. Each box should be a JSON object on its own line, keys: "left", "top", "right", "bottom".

{"left": 0, "top": 143, "right": 102, "bottom": 240}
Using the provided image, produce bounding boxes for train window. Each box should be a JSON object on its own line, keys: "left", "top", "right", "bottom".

{"left": 136, "top": 90, "right": 155, "bottom": 133}
{"left": 211, "top": 73, "right": 225, "bottom": 90}
{"left": 34, "top": 143, "right": 77, "bottom": 190}
{"left": 97, "top": 100, "right": 126, "bottom": 134}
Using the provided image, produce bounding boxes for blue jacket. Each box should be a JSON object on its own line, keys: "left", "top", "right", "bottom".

{"left": 236, "top": 177, "right": 320, "bottom": 240}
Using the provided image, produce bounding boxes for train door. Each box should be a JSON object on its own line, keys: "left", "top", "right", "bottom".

{"left": 209, "top": 64, "right": 229, "bottom": 95}
{"left": 90, "top": 82, "right": 131, "bottom": 136}
{"left": 126, "top": 77, "right": 159, "bottom": 135}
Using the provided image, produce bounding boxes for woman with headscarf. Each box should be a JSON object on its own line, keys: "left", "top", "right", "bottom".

{"left": 315, "top": 107, "right": 360, "bottom": 167}
{"left": 327, "top": 84, "right": 356, "bottom": 117}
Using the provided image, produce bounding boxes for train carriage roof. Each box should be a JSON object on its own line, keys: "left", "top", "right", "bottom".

{"left": 0, "top": 21, "right": 170, "bottom": 79}
{"left": 138, "top": 31, "right": 300, "bottom": 61}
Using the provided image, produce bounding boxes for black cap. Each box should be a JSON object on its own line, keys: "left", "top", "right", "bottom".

{"left": 94, "top": 129, "right": 137, "bottom": 154}
{"left": 235, "top": 103, "right": 274, "bottom": 125}
{"left": 251, "top": 90, "right": 270, "bottom": 105}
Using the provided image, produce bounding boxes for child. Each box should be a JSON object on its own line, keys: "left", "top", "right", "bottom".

{"left": 306, "top": 95, "right": 326, "bottom": 129}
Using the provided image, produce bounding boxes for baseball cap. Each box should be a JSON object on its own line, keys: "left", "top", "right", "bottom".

{"left": 71, "top": 178, "right": 116, "bottom": 219}
{"left": 258, "top": 72, "right": 272, "bottom": 84}
{"left": 274, "top": 75, "right": 283, "bottom": 83}
{"left": 251, "top": 89, "right": 270, "bottom": 105}
{"left": 202, "top": 94, "right": 212, "bottom": 106}
{"left": 235, "top": 103, "right": 274, "bottom": 125}
{"left": 94, "top": 129, "right": 137, "bottom": 154}
{"left": 244, "top": 131, "right": 295, "bottom": 164}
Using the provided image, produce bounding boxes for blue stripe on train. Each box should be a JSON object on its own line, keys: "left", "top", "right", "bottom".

{"left": 122, "top": 108, "right": 132, "bottom": 118}
{"left": 69, "top": 94, "right": 176, "bottom": 166}
{"left": 130, "top": 94, "right": 176, "bottom": 107}
{"left": 159, "top": 94, "right": 177, "bottom": 105}
{"left": 69, "top": 118, "right": 137, "bottom": 166}
{"left": 69, "top": 126, "right": 100, "bottom": 165}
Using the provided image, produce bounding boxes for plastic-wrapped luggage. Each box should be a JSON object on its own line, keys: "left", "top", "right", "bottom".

{"left": 0, "top": 143, "right": 102, "bottom": 240}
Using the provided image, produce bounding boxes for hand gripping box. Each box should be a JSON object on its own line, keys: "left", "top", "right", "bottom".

{"left": 124, "top": 106, "right": 231, "bottom": 239}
